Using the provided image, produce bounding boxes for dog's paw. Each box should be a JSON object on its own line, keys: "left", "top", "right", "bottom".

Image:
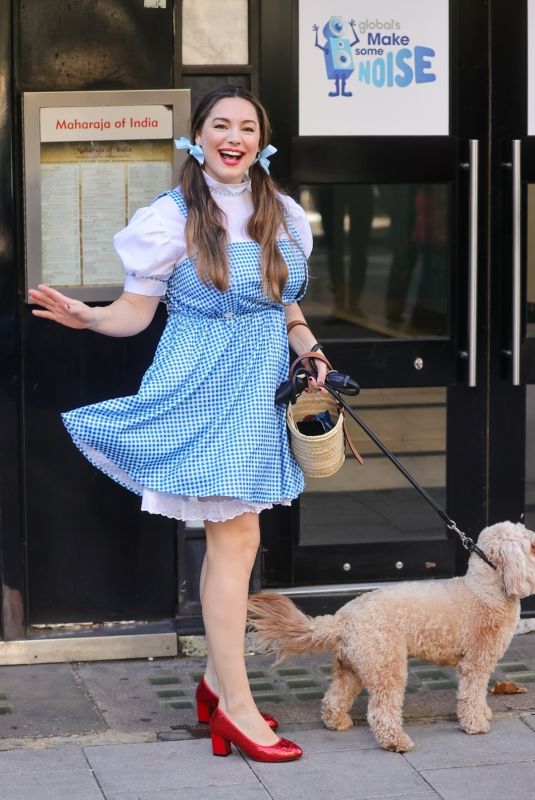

{"left": 321, "top": 711, "right": 354, "bottom": 731}
{"left": 460, "top": 718, "right": 491, "bottom": 735}
{"left": 382, "top": 732, "right": 414, "bottom": 753}
{"left": 483, "top": 704, "right": 493, "bottom": 722}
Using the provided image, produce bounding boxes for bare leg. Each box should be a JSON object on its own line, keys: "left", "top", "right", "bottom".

{"left": 199, "top": 554, "right": 218, "bottom": 693}
{"left": 321, "top": 657, "right": 362, "bottom": 731}
{"left": 201, "top": 512, "right": 278, "bottom": 746}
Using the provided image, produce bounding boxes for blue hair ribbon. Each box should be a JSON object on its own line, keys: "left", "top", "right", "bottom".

{"left": 254, "top": 144, "right": 277, "bottom": 174}
{"left": 174, "top": 136, "right": 205, "bottom": 165}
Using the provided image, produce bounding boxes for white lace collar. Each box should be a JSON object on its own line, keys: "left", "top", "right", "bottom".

{"left": 203, "top": 171, "right": 251, "bottom": 197}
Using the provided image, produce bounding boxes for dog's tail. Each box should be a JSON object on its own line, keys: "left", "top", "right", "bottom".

{"left": 247, "top": 593, "right": 340, "bottom": 663}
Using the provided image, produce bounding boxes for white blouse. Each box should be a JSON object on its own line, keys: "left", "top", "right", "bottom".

{"left": 113, "top": 172, "right": 313, "bottom": 297}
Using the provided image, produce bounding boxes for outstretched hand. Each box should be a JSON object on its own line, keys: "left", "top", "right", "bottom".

{"left": 29, "top": 284, "right": 96, "bottom": 330}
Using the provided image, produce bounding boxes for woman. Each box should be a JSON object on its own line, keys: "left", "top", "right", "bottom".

{"left": 29, "top": 85, "right": 326, "bottom": 762}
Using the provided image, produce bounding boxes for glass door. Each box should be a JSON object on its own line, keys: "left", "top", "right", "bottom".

{"left": 260, "top": 0, "right": 489, "bottom": 586}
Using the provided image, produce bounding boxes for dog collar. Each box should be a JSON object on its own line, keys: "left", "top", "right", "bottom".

{"left": 447, "top": 522, "right": 497, "bottom": 570}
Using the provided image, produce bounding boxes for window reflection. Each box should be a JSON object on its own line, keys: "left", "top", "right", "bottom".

{"left": 300, "top": 184, "right": 449, "bottom": 339}
{"left": 182, "top": 0, "right": 248, "bottom": 65}
{"left": 299, "top": 386, "right": 447, "bottom": 547}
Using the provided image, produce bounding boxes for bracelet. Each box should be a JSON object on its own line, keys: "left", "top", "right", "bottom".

{"left": 286, "top": 320, "right": 310, "bottom": 334}
{"left": 310, "top": 342, "right": 323, "bottom": 352}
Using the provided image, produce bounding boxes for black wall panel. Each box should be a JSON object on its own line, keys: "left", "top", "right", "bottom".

{"left": 15, "top": 0, "right": 178, "bottom": 625}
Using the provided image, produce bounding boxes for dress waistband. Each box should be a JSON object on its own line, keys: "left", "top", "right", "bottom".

{"left": 167, "top": 304, "right": 283, "bottom": 320}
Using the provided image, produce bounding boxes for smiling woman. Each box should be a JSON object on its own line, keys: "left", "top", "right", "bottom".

{"left": 28, "top": 84, "right": 321, "bottom": 763}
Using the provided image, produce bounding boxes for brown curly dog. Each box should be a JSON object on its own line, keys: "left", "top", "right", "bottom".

{"left": 248, "top": 521, "right": 535, "bottom": 753}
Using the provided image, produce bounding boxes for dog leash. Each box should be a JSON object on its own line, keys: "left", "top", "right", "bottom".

{"left": 326, "top": 385, "right": 497, "bottom": 571}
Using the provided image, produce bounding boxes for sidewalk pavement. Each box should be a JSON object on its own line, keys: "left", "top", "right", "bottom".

{"left": 2, "top": 631, "right": 535, "bottom": 799}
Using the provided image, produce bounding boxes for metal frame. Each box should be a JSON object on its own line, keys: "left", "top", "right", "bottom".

{"left": 22, "top": 89, "right": 190, "bottom": 302}
{"left": 0, "top": 0, "right": 26, "bottom": 643}
{"left": 466, "top": 139, "right": 480, "bottom": 387}
{"left": 0, "top": 633, "right": 177, "bottom": 666}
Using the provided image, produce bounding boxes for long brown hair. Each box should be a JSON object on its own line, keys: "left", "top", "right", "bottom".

{"left": 179, "top": 85, "right": 291, "bottom": 303}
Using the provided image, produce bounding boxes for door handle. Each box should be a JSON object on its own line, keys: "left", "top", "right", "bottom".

{"left": 466, "top": 139, "right": 479, "bottom": 387}
{"left": 511, "top": 139, "right": 521, "bottom": 386}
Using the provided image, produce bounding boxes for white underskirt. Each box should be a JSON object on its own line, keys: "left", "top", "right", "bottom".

{"left": 141, "top": 491, "right": 291, "bottom": 522}
{"left": 81, "top": 443, "right": 291, "bottom": 522}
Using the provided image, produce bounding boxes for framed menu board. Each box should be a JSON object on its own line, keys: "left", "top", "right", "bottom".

{"left": 23, "top": 89, "right": 190, "bottom": 301}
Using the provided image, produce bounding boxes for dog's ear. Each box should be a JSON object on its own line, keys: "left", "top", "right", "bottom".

{"left": 498, "top": 539, "right": 533, "bottom": 598}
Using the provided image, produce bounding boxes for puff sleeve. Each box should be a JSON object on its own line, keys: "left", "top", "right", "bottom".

{"left": 278, "top": 194, "right": 314, "bottom": 259}
{"left": 113, "top": 194, "right": 186, "bottom": 297}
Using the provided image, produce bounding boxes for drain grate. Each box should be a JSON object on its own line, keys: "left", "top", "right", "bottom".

{"left": 497, "top": 661, "right": 535, "bottom": 683}
{"left": 142, "top": 653, "right": 532, "bottom": 714}
{"left": 0, "top": 690, "right": 13, "bottom": 715}
{"left": 149, "top": 676, "right": 181, "bottom": 686}
{"left": 148, "top": 675, "right": 194, "bottom": 710}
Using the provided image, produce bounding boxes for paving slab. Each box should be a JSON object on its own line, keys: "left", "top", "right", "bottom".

{"left": 0, "top": 744, "right": 88, "bottom": 773}
{"left": 520, "top": 712, "right": 535, "bottom": 731}
{"left": 357, "top": 796, "right": 440, "bottom": 800}
{"left": 84, "top": 739, "right": 257, "bottom": 795}
{"left": 0, "top": 769, "right": 104, "bottom": 800}
{"left": 420, "top": 761, "right": 535, "bottom": 800}
{"left": 0, "top": 664, "right": 105, "bottom": 739}
{"left": 105, "top": 786, "right": 272, "bottom": 800}
{"left": 402, "top": 717, "right": 535, "bottom": 769}
{"left": 277, "top": 725, "right": 378, "bottom": 753}
{"left": 77, "top": 660, "right": 186, "bottom": 734}
{"left": 247, "top": 747, "right": 434, "bottom": 800}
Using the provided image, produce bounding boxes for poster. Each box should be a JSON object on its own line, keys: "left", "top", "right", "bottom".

{"left": 299, "top": 0, "right": 449, "bottom": 136}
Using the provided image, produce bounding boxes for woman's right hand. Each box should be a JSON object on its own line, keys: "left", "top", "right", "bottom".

{"left": 28, "top": 285, "right": 98, "bottom": 330}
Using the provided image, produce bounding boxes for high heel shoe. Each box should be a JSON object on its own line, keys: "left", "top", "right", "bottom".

{"left": 195, "top": 678, "right": 278, "bottom": 730}
{"left": 209, "top": 707, "right": 302, "bottom": 762}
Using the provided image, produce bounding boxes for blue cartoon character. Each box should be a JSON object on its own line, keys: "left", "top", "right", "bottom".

{"left": 313, "top": 17, "right": 360, "bottom": 97}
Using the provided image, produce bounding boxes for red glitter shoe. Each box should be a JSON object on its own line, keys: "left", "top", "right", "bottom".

{"left": 195, "top": 677, "right": 278, "bottom": 730}
{"left": 209, "top": 707, "right": 302, "bottom": 762}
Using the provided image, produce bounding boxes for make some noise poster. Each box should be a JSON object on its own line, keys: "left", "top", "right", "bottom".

{"left": 299, "top": 0, "right": 449, "bottom": 136}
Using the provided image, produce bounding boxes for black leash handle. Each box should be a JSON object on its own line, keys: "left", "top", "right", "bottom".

{"left": 325, "top": 385, "right": 497, "bottom": 571}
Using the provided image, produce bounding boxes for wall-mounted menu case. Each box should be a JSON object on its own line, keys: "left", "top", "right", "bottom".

{"left": 23, "top": 89, "right": 190, "bottom": 301}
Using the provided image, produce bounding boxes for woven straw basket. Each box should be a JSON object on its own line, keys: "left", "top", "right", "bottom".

{"left": 287, "top": 390, "right": 346, "bottom": 478}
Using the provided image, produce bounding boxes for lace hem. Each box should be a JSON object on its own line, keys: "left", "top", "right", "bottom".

{"left": 141, "top": 490, "right": 292, "bottom": 522}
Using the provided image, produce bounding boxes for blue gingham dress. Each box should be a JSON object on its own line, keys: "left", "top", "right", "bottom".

{"left": 61, "top": 177, "right": 310, "bottom": 521}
